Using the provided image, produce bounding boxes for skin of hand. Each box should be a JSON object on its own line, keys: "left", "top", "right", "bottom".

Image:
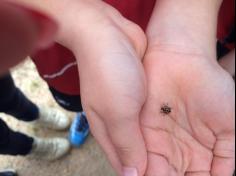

{"left": 68, "top": 1, "right": 148, "bottom": 175}
{"left": 142, "top": 50, "right": 235, "bottom": 176}
{"left": 0, "top": 1, "right": 57, "bottom": 75}
{"left": 141, "top": 0, "right": 235, "bottom": 175}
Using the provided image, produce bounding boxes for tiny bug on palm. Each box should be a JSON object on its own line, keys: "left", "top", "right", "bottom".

{"left": 161, "top": 103, "right": 172, "bottom": 115}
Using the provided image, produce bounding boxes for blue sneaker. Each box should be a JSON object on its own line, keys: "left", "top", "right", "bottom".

{"left": 69, "top": 112, "right": 90, "bottom": 147}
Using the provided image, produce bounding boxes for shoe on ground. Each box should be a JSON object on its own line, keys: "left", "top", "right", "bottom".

{"left": 35, "top": 106, "right": 71, "bottom": 131}
{"left": 28, "top": 137, "right": 71, "bottom": 161}
{"left": 0, "top": 169, "right": 17, "bottom": 176}
{"left": 69, "top": 112, "right": 90, "bottom": 147}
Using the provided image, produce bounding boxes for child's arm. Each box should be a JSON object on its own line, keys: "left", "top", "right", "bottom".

{"left": 146, "top": 0, "right": 223, "bottom": 59}
{"left": 0, "top": 1, "right": 56, "bottom": 74}
{"left": 10, "top": 0, "right": 79, "bottom": 45}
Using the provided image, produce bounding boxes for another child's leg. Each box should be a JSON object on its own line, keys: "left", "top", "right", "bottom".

{"left": 0, "top": 118, "right": 70, "bottom": 160}
{"left": 0, "top": 73, "right": 70, "bottom": 130}
{"left": 0, "top": 118, "right": 33, "bottom": 156}
{"left": 49, "top": 87, "right": 89, "bottom": 147}
{"left": 49, "top": 87, "right": 83, "bottom": 112}
{"left": 0, "top": 169, "right": 17, "bottom": 176}
{"left": 0, "top": 73, "right": 39, "bottom": 122}
{"left": 0, "top": 74, "right": 71, "bottom": 160}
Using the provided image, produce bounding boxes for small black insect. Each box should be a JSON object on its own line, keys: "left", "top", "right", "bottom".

{"left": 161, "top": 103, "right": 172, "bottom": 115}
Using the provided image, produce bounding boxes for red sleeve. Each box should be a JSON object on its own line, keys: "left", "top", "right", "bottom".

{"left": 217, "top": 0, "right": 235, "bottom": 49}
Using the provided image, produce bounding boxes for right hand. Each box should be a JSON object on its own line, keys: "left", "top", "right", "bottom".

{"left": 58, "top": 1, "right": 148, "bottom": 175}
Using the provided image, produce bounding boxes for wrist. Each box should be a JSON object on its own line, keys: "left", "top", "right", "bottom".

{"left": 147, "top": 0, "right": 223, "bottom": 58}
{"left": 52, "top": 0, "right": 116, "bottom": 51}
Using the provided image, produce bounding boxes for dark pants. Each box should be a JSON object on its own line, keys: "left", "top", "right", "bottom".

{"left": 49, "top": 87, "right": 83, "bottom": 112}
{"left": 0, "top": 74, "right": 39, "bottom": 156}
{"left": 0, "top": 171, "right": 17, "bottom": 176}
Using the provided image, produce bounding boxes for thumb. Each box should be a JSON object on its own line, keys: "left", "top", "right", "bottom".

{"left": 103, "top": 111, "right": 147, "bottom": 176}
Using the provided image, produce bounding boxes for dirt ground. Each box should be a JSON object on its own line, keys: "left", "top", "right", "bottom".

{"left": 0, "top": 59, "right": 116, "bottom": 176}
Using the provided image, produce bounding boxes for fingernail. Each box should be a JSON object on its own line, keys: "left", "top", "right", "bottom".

{"left": 6, "top": 1, "right": 58, "bottom": 49}
{"left": 123, "top": 167, "right": 138, "bottom": 176}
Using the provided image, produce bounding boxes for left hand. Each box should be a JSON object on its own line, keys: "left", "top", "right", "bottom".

{"left": 141, "top": 45, "right": 235, "bottom": 175}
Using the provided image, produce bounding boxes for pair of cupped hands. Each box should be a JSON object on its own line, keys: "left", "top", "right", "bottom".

{"left": 1, "top": 0, "right": 235, "bottom": 176}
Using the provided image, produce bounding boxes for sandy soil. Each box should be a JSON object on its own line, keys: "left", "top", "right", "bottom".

{"left": 0, "top": 59, "right": 116, "bottom": 176}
